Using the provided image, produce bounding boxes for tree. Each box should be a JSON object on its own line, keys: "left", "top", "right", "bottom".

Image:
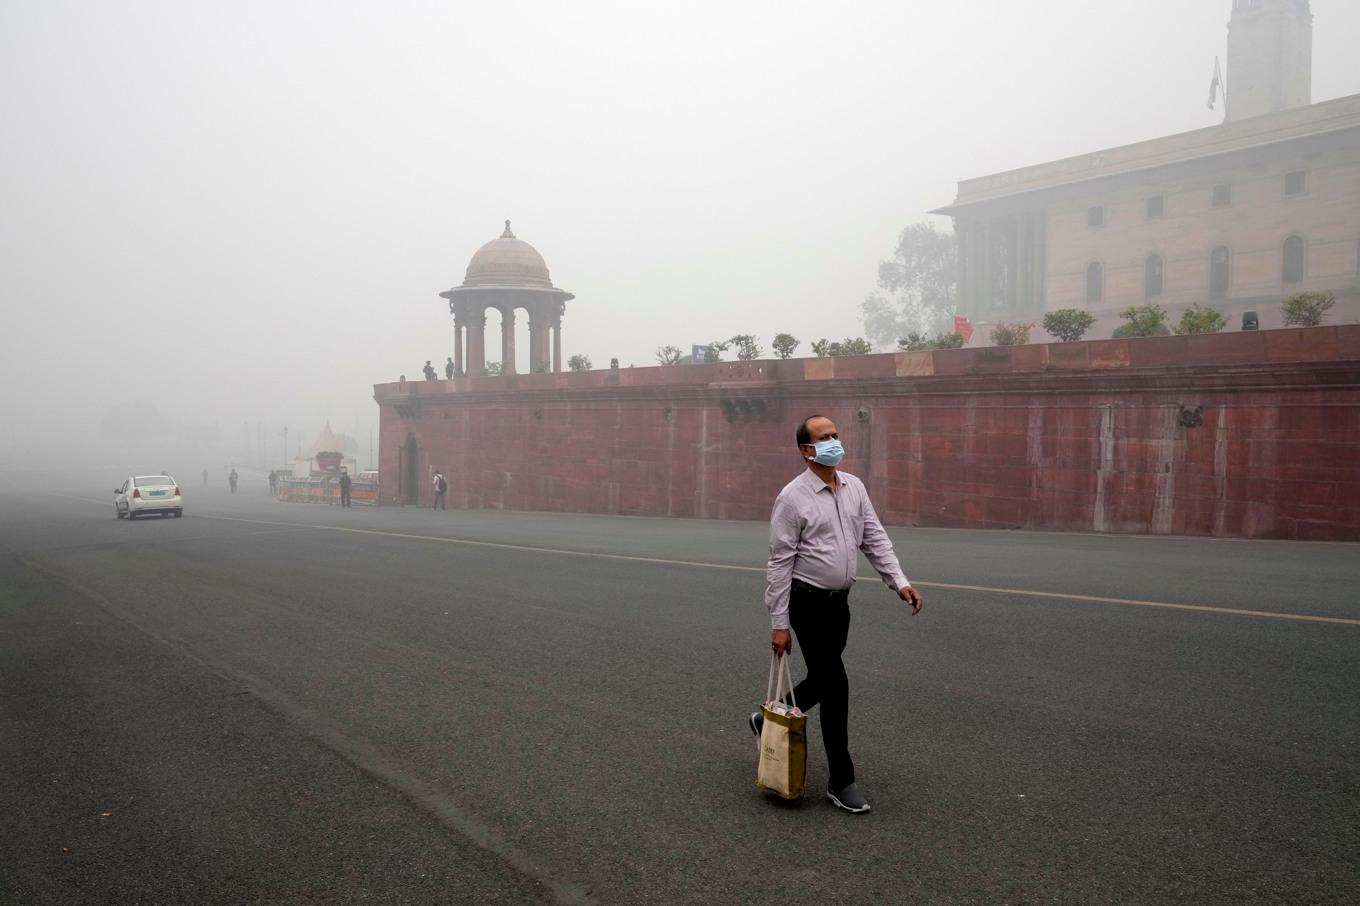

{"left": 655, "top": 345, "right": 686, "bottom": 366}
{"left": 1282, "top": 291, "right": 1336, "bottom": 327}
{"left": 990, "top": 322, "right": 1032, "bottom": 346}
{"left": 484, "top": 361, "right": 503, "bottom": 376}
{"left": 860, "top": 222, "right": 957, "bottom": 349}
{"left": 1116, "top": 304, "right": 1171, "bottom": 338}
{"left": 729, "top": 334, "right": 763, "bottom": 360}
{"left": 772, "top": 333, "right": 800, "bottom": 359}
{"left": 567, "top": 354, "right": 592, "bottom": 372}
{"left": 702, "top": 340, "right": 729, "bottom": 363}
{"left": 1174, "top": 304, "right": 1227, "bottom": 335}
{"left": 1042, "top": 308, "right": 1097, "bottom": 343}
{"left": 812, "top": 337, "right": 873, "bottom": 357}
{"left": 898, "top": 332, "right": 965, "bottom": 352}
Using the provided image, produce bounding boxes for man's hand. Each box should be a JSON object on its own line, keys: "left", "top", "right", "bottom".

{"left": 899, "top": 584, "right": 923, "bottom": 615}
{"left": 771, "top": 628, "right": 792, "bottom": 655}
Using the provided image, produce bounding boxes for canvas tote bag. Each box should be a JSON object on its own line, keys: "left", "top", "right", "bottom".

{"left": 755, "top": 652, "right": 807, "bottom": 800}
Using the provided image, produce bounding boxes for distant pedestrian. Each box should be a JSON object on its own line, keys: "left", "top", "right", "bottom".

{"left": 268, "top": 470, "right": 279, "bottom": 497}
{"left": 752, "top": 414, "right": 923, "bottom": 815}
{"left": 228, "top": 468, "right": 239, "bottom": 494}
{"left": 445, "top": 357, "right": 455, "bottom": 379}
{"left": 201, "top": 469, "right": 208, "bottom": 487}
{"left": 423, "top": 360, "right": 438, "bottom": 381}
{"left": 432, "top": 470, "right": 447, "bottom": 510}
{"left": 338, "top": 469, "right": 353, "bottom": 508}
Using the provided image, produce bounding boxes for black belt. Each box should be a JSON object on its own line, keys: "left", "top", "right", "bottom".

{"left": 791, "top": 578, "right": 849, "bottom": 599}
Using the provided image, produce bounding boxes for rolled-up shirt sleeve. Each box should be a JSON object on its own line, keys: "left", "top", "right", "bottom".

{"left": 858, "top": 494, "right": 909, "bottom": 591}
{"left": 764, "top": 495, "right": 800, "bottom": 629}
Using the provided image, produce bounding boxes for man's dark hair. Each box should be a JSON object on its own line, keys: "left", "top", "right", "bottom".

{"left": 796, "top": 415, "right": 825, "bottom": 447}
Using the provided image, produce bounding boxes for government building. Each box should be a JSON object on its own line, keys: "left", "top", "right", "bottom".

{"left": 935, "top": 0, "right": 1359, "bottom": 336}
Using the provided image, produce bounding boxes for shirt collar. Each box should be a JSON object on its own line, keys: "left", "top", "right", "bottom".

{"left": 800, "top": 467, "right": 845, "bottom": 492}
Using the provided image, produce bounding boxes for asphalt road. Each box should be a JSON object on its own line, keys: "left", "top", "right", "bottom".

{"left": 2, "top": 479, "right": 1358, "bottom": 905}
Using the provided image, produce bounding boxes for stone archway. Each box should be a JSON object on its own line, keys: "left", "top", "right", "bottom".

{"left": 401, "top": 432, "right": 419, "bottom": 505}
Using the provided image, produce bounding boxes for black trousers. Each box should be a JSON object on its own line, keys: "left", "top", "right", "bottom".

{"left": 432, "top": 490, "right": 446, "bottom": 510}
{"left": 340, "top": 487, "right": 351, "bottom": 507}
{"left": 788, "top": 581, "right": 854, "bottom": 790}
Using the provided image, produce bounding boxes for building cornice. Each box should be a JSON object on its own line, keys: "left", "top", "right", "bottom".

{"left": 933, "top": 93, "right": 1360, "bottom": 216}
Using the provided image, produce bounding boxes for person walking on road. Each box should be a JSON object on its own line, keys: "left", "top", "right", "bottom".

{"left": 753, "top": 414, "right": 923, "bottom": 814}
{"left": 432, "top": 470, "right": 447, "bottom": 510}
{"left": 228, "top": 468, "right": 239, "bottom": 494}
{"left": 268, "top": 470, "right": 279, "bottom": 497}
{"left": 338, "top": 469, "right": 353, "bottom": 508}
{"left": 201, "top": 468, "right": 208, "bottom": 488}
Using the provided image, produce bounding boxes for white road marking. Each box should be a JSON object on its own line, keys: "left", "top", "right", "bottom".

{"left": 180, "top": 511, "right": 1360, "bottom": 628}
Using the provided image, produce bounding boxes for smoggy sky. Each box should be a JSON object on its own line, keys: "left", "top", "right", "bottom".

{"left": 2, "top": 1, "right": 1357, "bottom": 463}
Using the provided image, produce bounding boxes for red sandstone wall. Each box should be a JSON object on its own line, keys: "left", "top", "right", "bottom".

{"left": 374, "top": 326, "right": 1360, "bottom": 541}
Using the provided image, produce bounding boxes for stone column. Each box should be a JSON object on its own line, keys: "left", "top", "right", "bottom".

{"left": 501, "top": 307, "right": 516, "bottom": 375}
{"left": 452, "top": 307, "right": 465, "bottom": 377}
{"left": 467, "top": 310, "right": 487, "bottom": 375}
{"left": 1033, "top": 212, "right": 1046, "bottom": 311}
{"left": 956, "top": 220, "right": 971, "bottom": 319}
{"left": 527, "top": 309, "right": 549, "bottom": 373}
{"left": 552, "top": 316, "right": 562, "bottom": 373}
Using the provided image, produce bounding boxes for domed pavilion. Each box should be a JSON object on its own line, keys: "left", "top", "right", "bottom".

{"left": 440, "top": 221, "right": 575, "bottom": 375}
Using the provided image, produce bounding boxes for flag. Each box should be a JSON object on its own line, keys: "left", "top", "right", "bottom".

{"left": 954, "top": 315, "right": 974, "bottom": 343}
{"left": 1208, "top": 57, "right": 1223, "bottom": 110}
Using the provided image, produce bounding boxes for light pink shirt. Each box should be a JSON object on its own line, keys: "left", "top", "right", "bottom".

{"left": 764, "top": 468, "right": 910, "bottom": 630}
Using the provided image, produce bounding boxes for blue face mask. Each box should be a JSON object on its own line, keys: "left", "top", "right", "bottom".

{"left": 805, "top": 438, "right": 845, "bottom": 467}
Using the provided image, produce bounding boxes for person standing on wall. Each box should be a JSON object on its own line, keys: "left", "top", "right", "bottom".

{"left": 753, "top": 414, "right": 923, "bottom": 814}
{"left": 432, "top": 470, "right": 447, "bottom": 510}
{"left": 338, "top": 468, "right": 353, "bottom": 508}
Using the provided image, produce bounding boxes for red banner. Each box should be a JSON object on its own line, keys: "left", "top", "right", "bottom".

{"left": 954, "top": 315, "right": 974, "bottom": 342}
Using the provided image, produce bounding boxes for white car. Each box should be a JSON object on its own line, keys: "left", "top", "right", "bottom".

{"left": 114, "top": 475, "right": 184, "bottom": 519}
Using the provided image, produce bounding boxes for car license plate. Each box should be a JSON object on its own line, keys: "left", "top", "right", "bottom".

{"left": 149, "top": 490, "right": 166, "bottom": 497}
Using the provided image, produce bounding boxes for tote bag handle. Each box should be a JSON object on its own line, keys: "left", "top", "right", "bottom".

{"left": 765, "top": 651, "right": 798, "bottom": 711}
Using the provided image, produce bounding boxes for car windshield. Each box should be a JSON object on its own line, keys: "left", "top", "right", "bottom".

{"left": 134, "top": 476, "right": 176, "bottom": 487}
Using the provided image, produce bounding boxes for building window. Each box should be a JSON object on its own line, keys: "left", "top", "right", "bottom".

{"left": 1284, "top": 170, "right": 1308, "bottom": 196}
{"left": 1210, "top": 246, "right": 1231, "bottom": 299}
{"left": 1146, "top": 195, "right": 1165, "bottom": 219}
{"left": 1145, "top": 254, "right": 1164, "bottom": 298}
{"left": 1087, "top": 206, "right": 1104, "bottom": 227}
{"left": 1283, "top": 235, "right": 1305, "bottom": 284}
{"left": 1086, "top": 261, "right": 1104, "bottom": 304}
{"left": 1212, "top": 184, "right": 1232, "bottom": 207}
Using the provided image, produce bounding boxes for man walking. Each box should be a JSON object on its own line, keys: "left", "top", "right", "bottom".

{"left": 431, "top": 470, "right": 447, "bottom": 510}
{"left": 753, "top": 414, "right": 923, "bottom": 814}
{"left": 445, "top": 357, "right": 455, "bottom": 380}
{"left": 268, "top": 470, "right": 278, "bottom": 497}
{"left": 338, "top": 468, "right": 353, "bottom": 508}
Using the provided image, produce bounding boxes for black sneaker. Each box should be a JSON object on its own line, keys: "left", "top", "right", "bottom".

{"left": 748, "top": 710, "right": 763, "bottom": 737}
{"left": 827, "top": 784, "right": 871, "bottom": 814}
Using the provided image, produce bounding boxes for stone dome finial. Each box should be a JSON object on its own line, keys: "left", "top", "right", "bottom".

{"left": 501, "top": 219, "right": 515, "bottom": 239}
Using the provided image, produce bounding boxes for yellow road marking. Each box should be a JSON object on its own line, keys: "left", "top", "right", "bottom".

{"left": 178, "top": 512, "right": 1360, "bottom": 628}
